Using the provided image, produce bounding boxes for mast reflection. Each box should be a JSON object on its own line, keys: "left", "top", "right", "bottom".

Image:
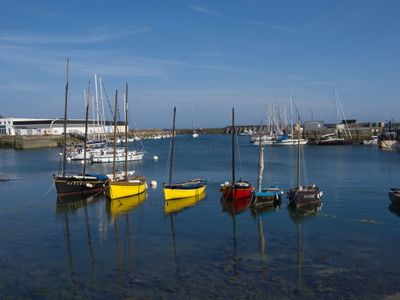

{"left": 106, "top": 192, "right": 148, "bottom": 290}
{"left": 250, "top": 204, "right": 280, "bottom": 262}
{"left": 221, "top": 195, "right": 252, "bottom": 274}
{"left": 164, "top": 192, "right": 206, "bottom": 278}
{"left": 56, "top": 194, "right": 102, "bottom": 296}
{"left": 288, "top": 204, "right": 322, "bottom": 296}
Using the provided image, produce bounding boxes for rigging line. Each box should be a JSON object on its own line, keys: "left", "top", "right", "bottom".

{"left": 235, "top": 132, "right": 244, "bottom": 180}
{"left": 301, "top": 144, "right": 309, "bottom": 186}
{"left": 101, "top": 82, "right": 114, "bottom": 118}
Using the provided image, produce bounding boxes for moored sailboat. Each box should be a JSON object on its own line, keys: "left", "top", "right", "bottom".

{"left": 53, "top": 59, "right": 109, "bottom": 198}
{"left": 163, "top": 107, "right": 207, "bottom": 200}
{"left": 252, "top": 131, "right": 283, "bottom": 207}
{"left": 220, "top": 108, "right": 254, "bottom": 200}
{"left": 106, "top": 85, "right": 147, "bottom": 200}
{"left": 288, "top": 118, "right": 323, "bottom": 209}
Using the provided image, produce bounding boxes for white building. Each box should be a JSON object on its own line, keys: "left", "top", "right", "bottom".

{"left": 0, "top": 118, "right": 126, "bottom": 136}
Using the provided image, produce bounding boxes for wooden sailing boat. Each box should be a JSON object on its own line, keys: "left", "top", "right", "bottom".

{"left": 287, "top": 117, "right": 323, "bottom": 208}
{"left": 252, "top": 129, "right": 283, "bottom": 207}
{"left": 106, "top": 84, "right": 147, "bottom": 200}
{"left": 163, "top": 107, "right": 207, "bottom": 200}
{"left": 220, "top": 108, "right": 254, "bottom": 200}
{"left": 53, "top": 59, "right": 109, "bottom": 198}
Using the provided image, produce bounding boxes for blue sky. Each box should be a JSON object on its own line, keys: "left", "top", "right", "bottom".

{"left": 0, "top": 0, "right": 399, "bottom": 128}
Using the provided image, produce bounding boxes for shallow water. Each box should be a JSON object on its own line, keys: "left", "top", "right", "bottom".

{"left": 0, "top": 135, "right": 400, "bottom": 299}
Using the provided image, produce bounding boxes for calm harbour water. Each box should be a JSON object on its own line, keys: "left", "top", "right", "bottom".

{"left": 1, "top": 134, "right": 400, "bottom": 299}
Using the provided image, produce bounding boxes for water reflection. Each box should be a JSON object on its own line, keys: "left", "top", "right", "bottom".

{"left": 164, "top": 193, "right": 206, "bottom": 278}
{"left": 250, "top": 204, "right": 280, "bottom": 261}
{"left": 220, "top": 196, "right": 252, "bottom": 275}
{"left": 388, "top": 203, "right": 400, "bottom": 217}
{"left": 288, "top": 204, "right": 322, "bottom": 298}
{"left": 106, "top": 193, "right": 148, "bottom": 292}
{"left": 106, "top": 192, "right": 148, "bottom": 220}
{"left": 55, "top": 194, "right": 102, "bottom": 297}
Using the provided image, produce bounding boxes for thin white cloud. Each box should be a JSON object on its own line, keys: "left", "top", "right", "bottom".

{"left": 190, "top": 5, "right": 221, "bottom": 16}
{"left": 249, "top": 21, "right": 296, "bottom": 33}
{"left": 0, "top": 26, "right": 151, "bottom": 45}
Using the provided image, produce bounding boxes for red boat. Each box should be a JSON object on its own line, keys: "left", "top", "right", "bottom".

{"left": 220, "top": 181, "right": 255, "bottom": 201}
{"left": 221, "top": 108, "right": 254, "bottom": 201}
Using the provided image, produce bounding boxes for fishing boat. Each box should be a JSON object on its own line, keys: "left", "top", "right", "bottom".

{"left": 288, "top": 119, "right": 323, "bottom": 209}
{"left": 220, "top": 108, "right": 255, "bottom": 200}
{"left": 378, "top": 121, "right": 399, "bottom": 149}
{"left": 53, "top": 59, "right": 109, "bottom": 198}
{"left": 106, "top": 85, "right": 147, "bottom": 200}
{"left": 163, "top": 107, "right": 207, "bottom": 200}
{"left": 252, "top": 133, "right": 283, "bottom": 207}
{"left": 388, "top": 188, "right": 400, "bottom": 204}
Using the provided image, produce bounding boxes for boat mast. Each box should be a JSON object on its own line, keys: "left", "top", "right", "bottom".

{"left": 124, "top": 83, "right": 128, "bottom": 180}
{"left": 257, "top": 127, "right": 264, "bottom": 193}
{"left": 168, "top": 107, "right": 177, "bottom": 185}
{"left": 112, "top": 90, "right": 118, "bottom": 179}
{"left": 232, "top": 107, "right": 236, "bottom": 184}
{"left": 82, "top": 82, "right": 90, "bottom": 177}
{"left": 61, "top": 58, "right": 69, "bottom": 177}
{"left": 296, "top": 116, "right": 301, "bottom": 188}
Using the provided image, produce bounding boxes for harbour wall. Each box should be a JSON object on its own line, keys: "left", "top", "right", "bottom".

{"left": 0, "top": 126, "right": 382, "bottom": 149}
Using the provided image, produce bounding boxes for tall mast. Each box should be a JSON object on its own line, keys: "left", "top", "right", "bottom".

{"left": 232, "top": 107, "right": 236, "bottom": 184}
{"left": 61, "top": 58, "right": 69, "bottom": 177}
{"left": 124, "top": 83, "right": 128, "bottom": 180}
{"left": 82, "top": 82, "right": 90, "bottom": 176}
{"left": 296, "top": 116, "right": 301, "bottom": 188}
{"left": 168, "top": 107, "right": 177, "bottom": 185}
{"left": 257, "top": 128, "right": 264, "bottom": 193}
{"left": 94, "top": 74, "right": 100, "bottom": 141}
{"left": 112, "top": 90, "right": 118, "bottom": 179}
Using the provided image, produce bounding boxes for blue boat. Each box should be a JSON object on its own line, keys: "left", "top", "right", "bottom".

{"left": 252, "top": 133, "right": 283, "bottom": 207}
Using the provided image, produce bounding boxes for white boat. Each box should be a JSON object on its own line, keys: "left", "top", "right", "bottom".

{"left": 192, "top": 132, "right": 199, "bottom": 138}
{"left": 91, "top": 148, "right": 144, "bottom": 163}
{"left": 272, "top": 138, "right": 308, "bottom": 146}
{"left": 363, "top": 136, "right": 378, "bottom": 145}
{"left": 106, "top": 170, "right": 135, "bottom": 181}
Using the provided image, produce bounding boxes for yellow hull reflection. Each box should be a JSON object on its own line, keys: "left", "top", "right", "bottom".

{"left": 106, "top": 176, "right": 147, "bottom": 200}
{"left": 163, "top": 185, "right": 206, "bottom": 200}
{"left": 164, "top": 192, "right": 206, "bottom": 214}
{"left": 109, "top": 192, "right": 148, "bottom": 215}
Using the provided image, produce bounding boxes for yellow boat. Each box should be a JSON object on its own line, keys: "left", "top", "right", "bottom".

{"left": 164, "top": 192, "right": 206, "bottom": 214}
{"left": 163, "top": 178, "right": 207, "bottom": 200}
{"left": 106, "top": 176, "right": 147, "bottom": 200}
{"left": 108, "top": 191, "right": 147, "bottom": 215}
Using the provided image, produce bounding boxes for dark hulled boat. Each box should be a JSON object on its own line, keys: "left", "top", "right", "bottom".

{"left": 53, "top": 174, "right": 109, "bottom": 198}
{"left": 53, "top": 60, "right": 109, "bottom": 199}
{"left": 288, "top": 121, "right": 323, "bottom": 209}
{"left": 388, "top": 188, "right": 400, "bottom": 204}
{"left": 220, "top": 108, "right": 254, "bottom": 201}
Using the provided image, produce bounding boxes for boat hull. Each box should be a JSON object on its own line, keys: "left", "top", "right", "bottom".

{"left": 389, "top": 189, "right": 400, "bottom": 204}
{"left": 288, "top": 185, "right": 322, "bottom": 209}
{"left": 317, "top": 139, "right": 352, "bottom": 145}
{"left": 53, "top": 174, "right": 109, "bottom": 197}
{"left": 379, "top": 140, "right": 398, "bottom": 149}
{"left": 163, "top": 179, "right": 207, "bottom": 200}
{"left": 106, "top": 177, "right": 147, "bottom": 200}
{"left": 220, "top": 182, "right": 255, "bottom": 201}
{"left": 253, "top": 187, "right": 283, "bottom": 207}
